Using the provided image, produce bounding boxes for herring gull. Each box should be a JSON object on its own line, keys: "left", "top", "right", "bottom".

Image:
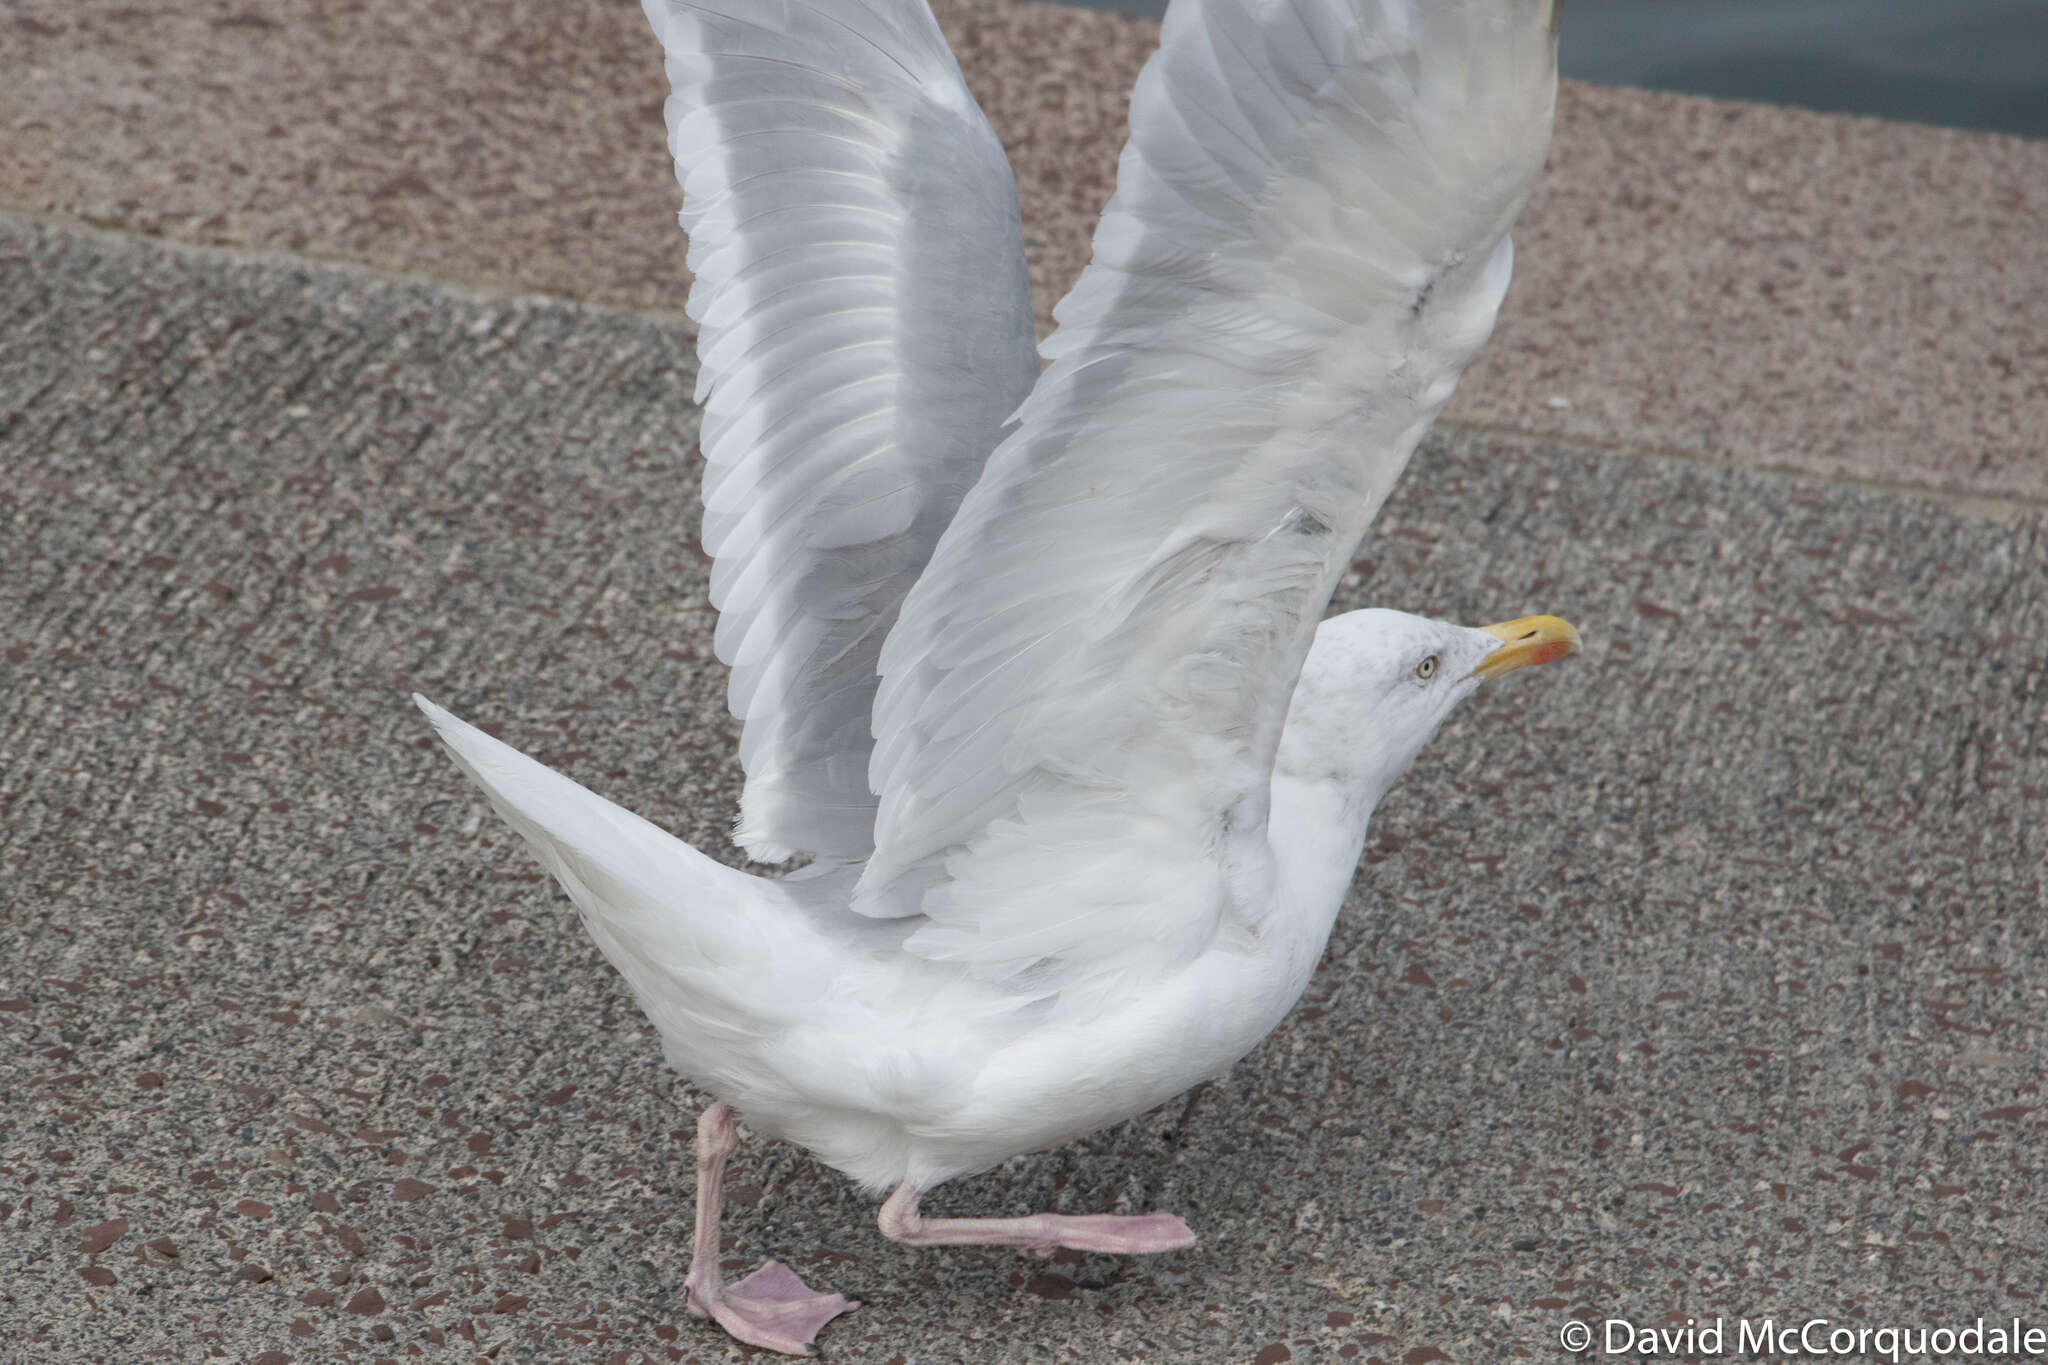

{"left": 416, "top": 0, "right": 1573, "bottom": 1352}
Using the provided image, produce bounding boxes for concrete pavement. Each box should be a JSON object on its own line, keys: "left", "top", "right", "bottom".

{"left": 5, "top": 0, "right": 2048, "bottom": 1359}
{"left": 5, "top": 0, "right": 2047, "bottom": 505}
{"left": 4, "top": 216, "right": 2045, "bottom": 1363}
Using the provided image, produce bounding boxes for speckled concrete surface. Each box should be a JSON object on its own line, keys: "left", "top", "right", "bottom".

{"left": 3, "top": 0, "right": 2045, "bottom": 506}
{"left": 5, "top": 221, "right": 2046, "bottom": 1365}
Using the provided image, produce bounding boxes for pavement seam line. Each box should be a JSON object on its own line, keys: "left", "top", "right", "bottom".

{"left": 0, "top": 206, "right": 695, "bottom": 326}
{"left": 11, "top": 208, "right": 2039, "bottom": 525}
{"left": 1435, "top": 418, "right": 2048, "bottom": 523}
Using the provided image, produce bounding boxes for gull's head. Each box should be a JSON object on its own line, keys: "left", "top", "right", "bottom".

{"left": 1277, "top": 607, "right": 1580, "bottom": 811}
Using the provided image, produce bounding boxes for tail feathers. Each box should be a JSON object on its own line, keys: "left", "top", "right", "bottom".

{"left": 412, "top": 695, "right": 801, "bottom": 1044}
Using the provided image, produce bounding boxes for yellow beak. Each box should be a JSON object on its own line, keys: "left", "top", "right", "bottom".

{"left": 1469, "top": 615, "right": 1581, "bottom": 680}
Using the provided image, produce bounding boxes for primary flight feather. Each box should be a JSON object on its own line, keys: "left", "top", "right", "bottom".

{"left": 665, "top": 0, "right": 1040, "bottom": 863}
{"left": 417, "top": 0, "right": 1574, "bottom": 1354}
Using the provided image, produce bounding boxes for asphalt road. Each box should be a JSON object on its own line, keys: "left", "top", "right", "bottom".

{"left": 4, "top": 217, "right": 2045, "bottom": 1363}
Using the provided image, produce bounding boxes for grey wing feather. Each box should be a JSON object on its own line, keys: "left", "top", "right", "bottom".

{"left": 644, "top": 0, "right": 1039, "bottom": 861}
{"left": 858, "top": 0, "right": 1559, "bottom": 989}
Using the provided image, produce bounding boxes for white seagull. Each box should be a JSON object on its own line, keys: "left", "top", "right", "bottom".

{"left": 417, "top": 0, "right": 1571, "bottom": 1353}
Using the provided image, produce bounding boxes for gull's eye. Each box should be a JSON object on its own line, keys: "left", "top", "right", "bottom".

{"left": 1415, "top": 655, "right": 1439, "bottom": 681}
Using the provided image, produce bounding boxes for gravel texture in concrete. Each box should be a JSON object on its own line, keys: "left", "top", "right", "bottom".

{"left": 4, "top": 0, "right": 2046, "bottom": 506}
{"left": 5, "top": 220, "right": 2046, "bottom": 1364}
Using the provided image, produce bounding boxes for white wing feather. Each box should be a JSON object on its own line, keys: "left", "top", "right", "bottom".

{"left": 644, "top": 0, "right": 1040, "bottom": 862}
{"left": 859, "top": 0, "right": 1559, "bottom": 985}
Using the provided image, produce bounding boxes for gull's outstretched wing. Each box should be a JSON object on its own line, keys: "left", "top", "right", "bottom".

{"left": 643, "top": 0, "right": 1039, "bottom": 862}
{"left": 860, "top": 0, "right": 1559, "bottom": 985}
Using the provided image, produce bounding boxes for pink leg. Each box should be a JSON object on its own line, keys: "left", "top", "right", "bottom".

{"left": 684, "top": 1102, "right": 857, "bottom": 1356}
{"left": 877, "top": 1181, "right": 1196, "bottom": 1256}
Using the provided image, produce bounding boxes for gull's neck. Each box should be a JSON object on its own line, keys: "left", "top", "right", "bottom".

{"left": 1266, "top": 765, "right": 1377, "bottom": 935}
{"left": 1262, "top": 639, "right": 1419, "bottom": 954}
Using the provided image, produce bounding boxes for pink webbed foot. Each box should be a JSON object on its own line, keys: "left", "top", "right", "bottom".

{"left": 688, "top": 1259, "right": 859, "bottom": 1357}
{"left": 1023, "top": 1211, "right": 1196, "bottom": 1256}
{"left": 878, "top": 1181, "right": 1197, "bottom": 1258}
{"left": 685, "top": 1102, "right": 857, "bottom": 1355}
